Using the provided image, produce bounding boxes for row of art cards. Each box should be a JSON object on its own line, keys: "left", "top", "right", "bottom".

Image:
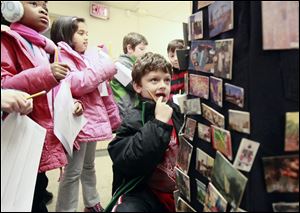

{"left": 176, "top": 150, "right": 250, "bottom": 210}
{"left": 197, "top": 136, "right": 259, "bottom": 173}
{"left": 196, "top": 149, "right": 254, "bottom": 211}
{"left": 190, "top": 131, "right": 298, "bottom": 196}
{"left": 187, "top": 78, "right": 297, "bottom": 153}
{"left": 196, "top": 181, "right": 298, "bottom": 211}
{"left": 189, "top": 74, "right": 244, "bottom": 108}
{"left": 193, "top": 1, "right": 299, "bottom": 49}
{"left": 183, "top": 115, "right": 259, "bottom": 172}
{"left": 182, "top": 125, "right": 260, "bottom": 173}
{"left": 180, "top": 114, "right": 298, "bottom": 210}
{"left": 182, "top": 101, "right": 298, "bottom": 153}
{"left": 189, "top": 39, "right": 234, "bottom": 80}
{"left": 189, "top": 1, "right": 234, "bottom": 40}
{"left": 184, "top": 106, "right": 250, "bottom": 140}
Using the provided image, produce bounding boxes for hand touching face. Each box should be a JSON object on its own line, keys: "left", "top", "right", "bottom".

{"left": 154, "top": 96, "right": 173, "bottom": 123}
{"left": 134, "top": 70, "right": 171, "bottom": 103}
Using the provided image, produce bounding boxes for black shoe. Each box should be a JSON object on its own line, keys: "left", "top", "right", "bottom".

{"left": 43, "top": 190, "right": 53, "bottom": 205}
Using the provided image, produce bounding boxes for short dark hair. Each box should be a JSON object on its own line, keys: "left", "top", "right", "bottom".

{"left": 132, "top": 52, "right": 172, "bottom": 86}
{"left": 50, "top": 16, "right": 85, "bottom": 47}
{"left": 123, "top": 32, "right": 148, "bottom": 54}
{"left": 167, "top": 39, "right": 184, "bottom": 53}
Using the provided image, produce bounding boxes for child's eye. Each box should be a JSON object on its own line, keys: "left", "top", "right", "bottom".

{"left": 29, "top": 1, "right": 38, "bottom": 7}
{"left": 77, "top": 31, "right": 85, "bottom": 36}
{"left": 150, "top": 78, "right": 158, "bottom": 83}
{"left": 165, "top": 79, "right": 171, "bottom": 84}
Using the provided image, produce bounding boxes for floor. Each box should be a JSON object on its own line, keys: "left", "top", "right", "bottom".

{"left": 46, "top": 141, "right": 113, "bottom": 212}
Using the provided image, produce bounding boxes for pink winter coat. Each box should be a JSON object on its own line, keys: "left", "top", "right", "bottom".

{"left": 1, "top": 30, "right": 67, "bottom": 172}
{"left": 58, "top": 42, "right": 121, "bottom": 143}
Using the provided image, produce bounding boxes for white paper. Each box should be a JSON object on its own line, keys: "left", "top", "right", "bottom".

{"left": 114, "top": 61, "right": 132, "bottom": 87}
{"left": 53, "top": 81, "right": 87, "bottom": 157}
{"left": 94, "top": 48, "right": 132, "bottom": 87}
{"left": 1, "top": 112, "right": 46, "bottom": 212}
{"left": 98, "top": 49, "right": 110, "bottom": 59}
{"left": 172, "top": 93, "right": 187, "bottom": 113}
{"left": 95, "top": 50, "right": 111, "bottom": 96}
{"left": 98, "top": 82, "right": 109, "bottom": 97}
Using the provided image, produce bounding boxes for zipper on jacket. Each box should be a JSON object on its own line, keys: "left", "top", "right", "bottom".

{"left": 141, "top": 101, "right": 146, "bottom": 126}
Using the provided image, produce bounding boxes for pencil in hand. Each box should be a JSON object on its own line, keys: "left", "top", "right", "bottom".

{"left": 26, "top": 91, "right": 47, "bottom": 100}
{"left": 147, "top": 89, "right": 157, "bottom": 102}
{"left": 54, "top": 48, "right": 59, "bottom": 62}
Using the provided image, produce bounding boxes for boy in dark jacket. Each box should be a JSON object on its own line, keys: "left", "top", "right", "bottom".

{"left": 108, "top": 52, "right": 184, "bottom": 212}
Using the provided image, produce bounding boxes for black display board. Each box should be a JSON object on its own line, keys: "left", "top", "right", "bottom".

{"left": 184, "top": 1, "right": 299, "bottom": 211}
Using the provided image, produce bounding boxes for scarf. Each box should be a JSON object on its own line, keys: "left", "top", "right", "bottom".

{"left": 10, "top": 22, "right": 56, "bottom": 54}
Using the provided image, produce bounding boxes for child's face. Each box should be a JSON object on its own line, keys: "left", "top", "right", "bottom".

{"left": 21, "top": 1, "right": 49, "bottom": 32}
{"left": 127, "top": 43, "right": 147, "bottom": 58}
{"left": 72, "top": 22, "right": 88, "bottom": 54}
{"left": 168, "top": 49, "right": 179, "bottom": 69}
{"left": 133, "top": 70, "right": 171, "bottom": 102}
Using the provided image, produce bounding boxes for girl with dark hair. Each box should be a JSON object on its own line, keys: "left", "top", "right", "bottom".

{"left": 51, "top": 16, "right": 121, "bottom": 212}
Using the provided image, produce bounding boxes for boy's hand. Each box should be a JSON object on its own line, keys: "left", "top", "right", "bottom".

{"left": 73, "top": 102, "right": 83, "bottom": 116}
{"left": 51, "top": 63, "right": 70, "bottom": 81}
{"left": 155, "top": 96, "right": 173, "bottom": 123}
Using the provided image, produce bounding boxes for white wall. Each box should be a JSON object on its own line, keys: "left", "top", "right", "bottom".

{"left": 47, "top": 1, "right": 191, "bottom": 60}
{"left": 138, "top": 15, "right": 186, "bottom": 58}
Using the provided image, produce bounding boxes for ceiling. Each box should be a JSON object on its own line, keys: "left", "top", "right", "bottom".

{"left": 99, "top": 1, "right": 192, "bottom": 22}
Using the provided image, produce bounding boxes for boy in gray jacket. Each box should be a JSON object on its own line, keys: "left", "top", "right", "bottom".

{"left": 110, "top": 32, "right": 148, "bottom": 120}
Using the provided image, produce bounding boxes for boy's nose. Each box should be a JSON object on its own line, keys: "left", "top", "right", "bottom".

{"left": 158, "top": 81, "right": 167, "bottom": 89}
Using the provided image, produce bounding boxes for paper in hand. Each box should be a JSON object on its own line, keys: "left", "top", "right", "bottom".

{"left": 1, "top": 113, "right": 46, "bottom": 212}
{"left": 114, "top": 61, "right": 132, "bottom": 87}
{"left": 53, "top": 81, "right": 87, "bottom": 156}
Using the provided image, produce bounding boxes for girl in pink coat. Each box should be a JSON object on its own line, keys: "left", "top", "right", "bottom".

{"left": 50, "top": 16, "right": 121, "bottom": 212}
{"left": 1, "top": 1, "right": 83, "bottom": 212}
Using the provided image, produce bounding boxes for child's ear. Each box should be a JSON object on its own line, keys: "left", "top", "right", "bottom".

{"left": 133, "top": 82, "right": 142, "bottom": 94}
{"left": 127, "top": 44, "right": 133, "bottom": 54}
{"left": 1, "top": 1, "right": 24, "bottom": 23}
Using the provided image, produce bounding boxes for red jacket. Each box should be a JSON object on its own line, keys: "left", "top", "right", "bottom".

{"left": 1, "top": 30, "right": 67, "bottom": 172}
{"left": 171, "top": 68, "right": 187, "bottom": 95}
